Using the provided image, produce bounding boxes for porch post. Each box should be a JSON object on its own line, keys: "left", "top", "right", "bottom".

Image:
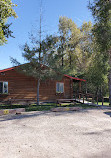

{"left": 79, "top": 81, "right": 82, "bottom": 93}
{"left": 86, "top": 82, "right": 87, "bottom": 94}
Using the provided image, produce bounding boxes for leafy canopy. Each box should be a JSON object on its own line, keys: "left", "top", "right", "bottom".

{"left": 0, "top": 0, "right": 17, "bottom": 45}
{"left": 88, "top": 0, "right": 111, "bottom": 53}
{"left": 11, "top": 35, "right": 69, "bottom": 81}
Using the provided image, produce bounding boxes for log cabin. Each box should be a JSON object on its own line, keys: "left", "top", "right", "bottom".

{"left": 0, "top": 66, "right": 86, "bottom": 103}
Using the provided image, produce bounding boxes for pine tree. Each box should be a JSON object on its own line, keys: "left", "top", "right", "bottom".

{"left": 11, "top": 34, "right": 68, "bottom": 105}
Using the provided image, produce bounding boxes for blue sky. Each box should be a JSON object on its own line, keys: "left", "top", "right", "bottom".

{"left": 0, "top": 0, "right": 93, "bottom": 70}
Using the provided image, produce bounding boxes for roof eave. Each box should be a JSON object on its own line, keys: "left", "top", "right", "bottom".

{"left": 64, "top": 74, "right": 86, "bottom": 82}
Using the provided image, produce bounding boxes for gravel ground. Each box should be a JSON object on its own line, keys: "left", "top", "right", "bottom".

{"left": 0, "top": 109, "right": 111, "bottom": 158}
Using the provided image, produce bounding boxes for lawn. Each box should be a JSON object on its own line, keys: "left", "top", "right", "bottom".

{"left": 95, "top": 102, "right": 109, "bottom": 106}
{"left": 0, "top": 103, "right": 98, "bottom": 112}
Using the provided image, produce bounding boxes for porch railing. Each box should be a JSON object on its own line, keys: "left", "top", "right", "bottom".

{"left": 74, "top": 92, "right": 107, "bottom": 106}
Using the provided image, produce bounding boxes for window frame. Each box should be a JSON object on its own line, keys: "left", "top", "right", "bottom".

{"left": 56, "top": 82, "right": 64, "bottom": 93}
{"left": 0, "top": 81, "right": 8, "bottom": 94}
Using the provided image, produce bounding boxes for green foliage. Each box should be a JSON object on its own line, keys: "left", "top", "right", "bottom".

{"left": 0, "top": 0, "right": 17, "bottom": 45}
{"left": 88, "top": 0, "right": 111, "bottom": 100}
{"left": 89, "top": 0, "right": 111, "bottom": 53}
{"left": 11, "top": 33, "right": 72, "bottom": 107}
{"left": 58, "top": 16, "right": 109, "bottom": 96}
{"left": 0, "top": 103, "right": 97, "bottom": 111}
{"left": 15, "top": 35, "right": 68, "bottom": 81}
{"left": 11, "top": 14, "right": 109, "bottom": 98}
{"left": 84, "top": 45, "right": 108, "bottom": 95}
{"left": 58, "top": 16, "right": 94, "bottom": 77}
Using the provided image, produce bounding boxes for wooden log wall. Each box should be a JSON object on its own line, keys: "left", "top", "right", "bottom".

{"left": 0, "top": 69, "right": 73, "bottom": 102}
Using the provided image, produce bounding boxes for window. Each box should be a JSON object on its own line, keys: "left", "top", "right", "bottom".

{"left": 56, "top": 82, "right": 64, "bottom": 93}
{"left": 0, "top": 82, "right": 8, "bottom": 94}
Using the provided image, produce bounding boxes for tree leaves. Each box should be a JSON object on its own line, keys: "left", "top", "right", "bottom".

{"left": 0, "top": 0, "right": 17, "bottom": 45}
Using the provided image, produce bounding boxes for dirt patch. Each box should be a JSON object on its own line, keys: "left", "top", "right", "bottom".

{"left": 0, "top": 109, "right": 111, "bottom": 158}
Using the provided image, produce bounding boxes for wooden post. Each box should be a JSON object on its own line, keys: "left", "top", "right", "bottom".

{"left": 79, "top": 94, "right": 81, "bottom": 101}
{"left": 75, "top": 93, "right": 76, "bottom": 100}
{"left": 85, "top": 82, "right": 87, "bottom": 94}
{"left": 102, "top": 97, "right": 104, "bottom": 106}
{"left": 79, "top": 81, "right": 82, "bottom": 93}
{"left": 83, "top": 95, "right": 84, "bottom": 104}
{"left": 86, "top": 93, "right": 88, "bottom": 101}
{"left": 85, "top": 93, "right": 87, "bottom": 101}
{"left": 97, "top": 96, "right": 98, "bottom": 105}
{"left": 92, "top": 95, "right": 94, "bottom": 103}
{"left": 89, "top": 94, "right": 90, "bottom": 102}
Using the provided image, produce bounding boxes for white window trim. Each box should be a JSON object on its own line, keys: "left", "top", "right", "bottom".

{"left": 56, "top": 82, "right": 64, "bottom": 93}
{"left": 0, "top": 81, "right": 8, "bottom": 94}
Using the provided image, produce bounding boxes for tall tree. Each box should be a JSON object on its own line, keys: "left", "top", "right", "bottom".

{"left": 89, "top": 0, "right": 111, "bottom": 104}
{"left": 58, "top": 16, "right": 81, "bottom": 71}
{"left": 73, "top": 21, "right": 93, "bottom": 76}
{"left": 11, "top": 35, "right": 67, "bottom": 105}
{"left": 58, "top": 16, "right": 70, "bottom": 66}
{"left": 11, "top": 1, "right": 69, "bottom": 105}
{"left": 0, "top": 0, "right": 17, "bottom": 45}
{"left": 85, "top": 50, "right": 108, "bottom": 96}
{"left": 58, "top": 17, "right": 94, "bottom": 78}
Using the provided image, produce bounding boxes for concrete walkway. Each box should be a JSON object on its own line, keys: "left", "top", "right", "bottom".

{"left": 74, "top": 98, "right": 111, "bottom": 109}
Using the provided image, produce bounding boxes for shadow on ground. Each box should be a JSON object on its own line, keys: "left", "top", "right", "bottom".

{"left": 104, "top": 111, "right": 111, "bottom": 117}
{"left": 86, "top": 149, "right": 111, "bottom": 158}
{"left": 0, "top": 110, "right": 89, "bottom": 122}
{"left": 83, "top": 128, "right": 111, "bottom": 136}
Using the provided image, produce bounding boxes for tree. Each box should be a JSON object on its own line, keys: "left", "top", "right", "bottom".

{"left": 11, "top": 1, "right": 69, "bottom": 105}
{"left": 0, "top": 0, "right": 17, "bottom": 45}
{"left": 58, "top": 17, "right": 94, "bottom": 77}
{"left": 58, "top": 16, "right": 82, "bottom": 69}
{"left": 11, "top": 35, "right": 68, "bottom": 105}
{"left": 73, "top": 21, "right": 93, "bottom": 76}
{"left": 58, "top": 16, "right": 70, "bottom": 66}
{"left": 89, "top": 0, "right": 111, "bottom": 104}
{"left": 58, "top": 16, "right": 108, "bottom": 96}
{"left": 85, "top": 50, "right": 108, "bottom": 96}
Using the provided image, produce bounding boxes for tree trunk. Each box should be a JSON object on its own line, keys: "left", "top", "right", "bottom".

{"left": 95, "top": 87, "right": 98, "bottom": 96}
{"left": 62, "top": 55, "right": 64, "bottom": 67}
{"left": 70, "top": 54, "right": 71, "bottom": 67}
{"left": 37, "top": 79, "right": 40, "bottom": 105}
{"left": 79, "top": 81, "right": 82, "bottom": 93}
{"left": 108, "top": 48, "right": 111, "bottom": 106}
{"left": 85, "top": 82, "right": 87, "bottom": 94}
{"left": 61, "top": 37, "right": 65, "bottom": 67}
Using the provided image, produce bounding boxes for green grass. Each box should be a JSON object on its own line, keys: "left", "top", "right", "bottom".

{"left": 0, "top": 102, "right": 99, "bottom": 112}
{"left": 25, "top": 104, "right": 56, "bottom": 112}
{"left": 25, "top": 103, "right": 98, "bottom": 111}
{"left": 94, "top": 101, "right": 109, "bottom": 106}
{"left": 0, "top": 104, "right": 28, "bottom": 110}
{"left": 96, "top": 102, "right": 109, "bottom": 106}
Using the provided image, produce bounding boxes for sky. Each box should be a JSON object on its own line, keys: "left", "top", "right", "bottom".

{"left": 0, "top": 0, "right": 93, "bottom": 70}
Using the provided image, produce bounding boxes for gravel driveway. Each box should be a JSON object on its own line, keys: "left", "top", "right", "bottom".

{"left": 0, "top": 109, "right": 111, "bottom": 158}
